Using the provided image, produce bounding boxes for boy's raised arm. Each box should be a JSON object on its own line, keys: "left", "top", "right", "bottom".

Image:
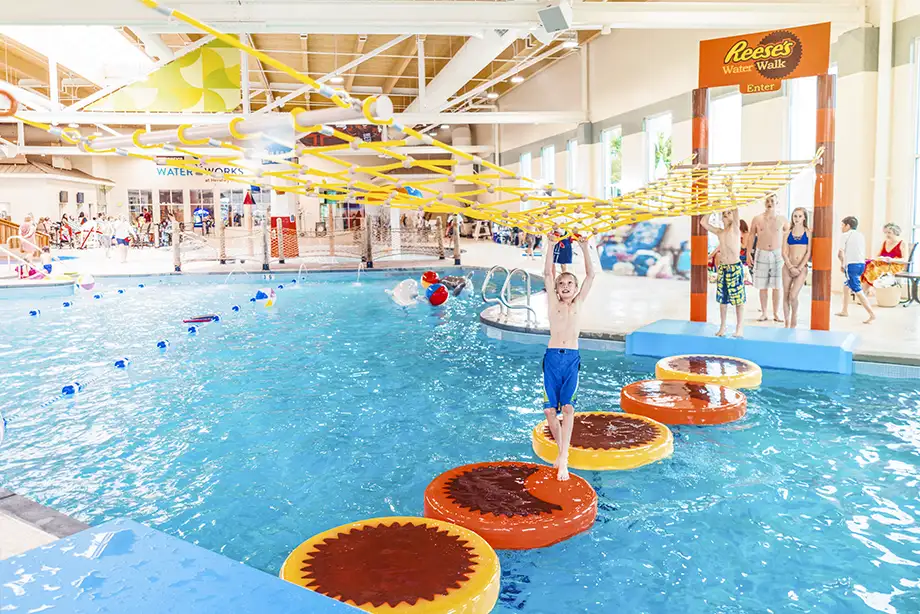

{"left": 576, "top": 235, "right": 596, "bottom": 301}
{"left": 544, "top": 233, "right": 557, "bottom": 303}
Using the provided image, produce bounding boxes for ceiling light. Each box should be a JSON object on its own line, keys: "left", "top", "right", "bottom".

{"left": 440, "top": 124, "right": 450, "bottom": 130}
{"left": 329, "top": 76, "right": 344, "bottom": 84}
{"left": 510, "top": 76, "right": 524, "bottom": 84}
{"left": 486, "top": 92, "right": 499, "bottom": 100}
{"left": 562, "top": 41, "right": 579, "bottom": 49}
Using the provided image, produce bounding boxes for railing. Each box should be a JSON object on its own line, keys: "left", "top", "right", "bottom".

{"left": 1, "top": 218, "right": 49, "bottom": 250}
{"left": 482, "top": 265, "right": 510, "bottom": 315}
{"left": 502, "top": 268, "right": 537, "bottom": 324}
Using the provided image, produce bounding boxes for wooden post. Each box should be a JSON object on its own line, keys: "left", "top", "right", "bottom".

{"left": 364, "top": 216, "right": 374, "bottom": 268}
{"left": 216, "top": 202, "right": 226, "bottom": 264}
{"left": 690, "top": 87, "right": 710, "bottom": 323}
{"left": 261, "top": 218, "right": 270, "bottom": 271}
{"left": 275, "top": 217, "right": 285, "bottom": 264}
{"left": 172, "top": 228, "right": 181, "bottom": 272}
{"left": 436, "top": 217, "right": 445, "bottom": 260}
{"left": 453, "top": 214, "right": 461, "bottom": 265}
{"left": 327, "top": 202, "right": 335, "bottom": 257}
{"left": 811, "top": 73, "right": 836, "bottom": 331}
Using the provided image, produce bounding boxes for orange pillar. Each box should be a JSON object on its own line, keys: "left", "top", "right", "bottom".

{"left": 811, "top": 74, "right": 836, "bottom": 331}
{"left": 690, "top": 87, "right": 709, "bottom": 323}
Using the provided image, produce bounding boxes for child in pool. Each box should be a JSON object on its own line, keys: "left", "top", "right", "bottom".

{"left": 543, "top": 232, "right": 596, "bottom": 481}
{"left": 700, "top": 179, "right": 744, "bottom": 338}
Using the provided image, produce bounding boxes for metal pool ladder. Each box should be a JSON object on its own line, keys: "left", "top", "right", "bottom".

{"left": 482, "top": 265, "right": 537, "bottom": 325}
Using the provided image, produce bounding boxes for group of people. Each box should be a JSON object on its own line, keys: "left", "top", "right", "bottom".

{"left": 706, "top": 187, "right": 902, "bottom": 336}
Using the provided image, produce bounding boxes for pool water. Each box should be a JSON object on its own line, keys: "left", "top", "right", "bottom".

{"left": 2, "top": 271, "right": 920, "bottom": 613}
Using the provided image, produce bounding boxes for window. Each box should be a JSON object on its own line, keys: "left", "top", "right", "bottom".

{"left": 189, "top": 189, "right": 214, "bottom": 205}
{"left": 127, "top": 189, "right": 152, "bottom": 220}
{"left": 709, "top": 93, "right": 742, "bottom": 164}
{"left": 158, "top": 189, "right": 184, "bottom": 223}
{"left": 519, "top": 152, "right": 532, "bottom": 179}
{"left": 787, "top": 76, "right": 818, "bottom": 216}
{"left": 566, "top": 139, "right": 578, "bottom": 191}
{"left": 645, "top": 113, "right": 672, "bottom": 181}
{"left": 540, "top": 145, "right": 555, "bottom": 186}
{"left": 601, "top": 127, "right": 622, "bottom": 198}
{"left": 219, "top": 189, "right": 244, "bottom": 227}
{"left": 913, "top": 40, "right": 920, "bottom": 243}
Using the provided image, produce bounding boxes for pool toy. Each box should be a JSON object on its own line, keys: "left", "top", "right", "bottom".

{"left": 620, "top": 380, "right": 746, "bottom": 425}
{"left": 114, "top": 358, "right": 131, "bottom": 369}
{"left": 532, "top": 411, "right": 673, "bottom": 471}
{"left": 420, "top": 271, "right": 439, "bottom": 289}
{"left": 280, "top": 516, "right": 499, "bottom": 614}
{"left": 182, "top": 314, "right": 220, "bottom": 323}
{"left": 156, "top": 340, "right": 169, "bottom": 349}
{"left": 62, "top": 301, "right": 72, "bottom": 308}
{"left": 426, "top": 283, "right": 449, "bottom": 306}
{"left": 655, "top": 354, "right": 762, "bottom": 389}
{"left": 423, "top": 461, "right": 597, "bottom": 550}
{"left": 387, "top": 279, "right": 419, "bottom": 307}
{"left": 77, "top": 274, "right": 95, "bottom": 291}
{"left": 61, "top": 382, "right": 83, "bottom": 395}
{"left": 188, "top": 326, "right": 198, "bottom": 335}
{"left": 28, "top": 309, "right": 40, "bottom": 317}
{"left": 254, "top": 288, "right": 276, "bottom": 307}
{"left": 231, "top": 305, "right": 241, "bottom": 312}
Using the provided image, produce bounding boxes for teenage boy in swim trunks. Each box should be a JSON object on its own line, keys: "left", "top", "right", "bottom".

{"left": 543, "top": 232, "right": 596, "bottom": 481}
{"left": 836, "top": 215, "right": 876, "bottom": 324}
{"left": 700, "top": 180, "right": 744, "bottom": 337}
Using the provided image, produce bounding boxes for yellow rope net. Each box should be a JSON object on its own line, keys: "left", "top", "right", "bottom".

{"left": 7, "top": 0, "right": 820, "bottom": 239}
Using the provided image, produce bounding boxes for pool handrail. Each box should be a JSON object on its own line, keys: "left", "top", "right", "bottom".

{"left": 502, "top": 268, "right": 537, "bottom": 325}
{"left": 482, "top": 265, "right": 510, "bottom": 315}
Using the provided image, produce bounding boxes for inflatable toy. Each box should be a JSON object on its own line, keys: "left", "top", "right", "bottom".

{"left": 655, "top": 354, "right": 762, "bottom": 389}
{"left": 280, "top": 516, "right": 499, "bottom": 614}
{"left": 114, "top": 358, "right": 130, "bottom": 369}
{"left": 424, "top": 461, "right": 597, "bottom": 550}
{"left": 620, "top": 379, "right": 746, "bottom": 425}
{"left": 77, "top": 274, "right": 95, "bottom": 291}
{"left": 156, "top": 340, "right": 169, "bottom": 349}
{"left": 532, "top": 411, "right": 673, "bottom": 471}
{"left": 387, "top": 278, "right": 420, "bottom": 307}
{"left": 420, "top": 270, "right": 439, "bottom": 289}
{"left": 254, "top": 288, "right": 276, "bottom": 307}
{"left": 427, "top": 283, "right": 449, "bottom": 306}
{"left": 182, "top": 314, "right": 220, "bottom": 324}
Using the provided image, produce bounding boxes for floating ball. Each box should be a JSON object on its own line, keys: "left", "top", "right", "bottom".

{"left": 188, "top": 325, "right": 198, "bottom": 335}
{"left": 156, "top": 340, "right": 169, "bottom": 350}
{"left": 254, "top": 288, "right": 276, "bottom": 308}
{"left": 138, "top": 283, "right": 145, "bottom": 288}
{"left": 77, "top": 274, "right": 95, "bottom": 291}
{"left": 62, "top": 301, "right": 72, "bottom": 308}
{"left": 28, "top": 309, "right": 40, "bottom": 317}
{"left": 420, "top": 270, "right": 439, "bottom": 289}
{"left": 117, "top": 289, "right": 125, "bottom": 294}
{"left": 428, "top": 283, "right": 449, "bottom": 306}
{"left": 93, "top": 294, "right": 103, "bottom": 300}
{"left": 231, "top": 305, "right": 241, "bottom": 312}
{"left": 114, "top": 358, "right": 130, "bottom": 369}
{"left": 61, "top": 381, "right": 83, "bottom": 395}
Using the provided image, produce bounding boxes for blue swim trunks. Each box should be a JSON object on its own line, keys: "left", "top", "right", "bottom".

{"left": 845, "top": 263, "right": 866, "bottom": 293}
{"left": 543, "top": 348, "right": 580, "bottom": 412}
{"left": 553, "top": 238, "right": 573, "bottom": 265}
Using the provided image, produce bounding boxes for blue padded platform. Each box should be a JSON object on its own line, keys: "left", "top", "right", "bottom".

{"left": 0, "top": 518, "right": 359, "bottom": 613}
{"left": 625, "top": 319, "right": 859, "bottom": 374}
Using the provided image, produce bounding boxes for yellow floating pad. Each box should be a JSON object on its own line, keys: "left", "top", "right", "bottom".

{"left": 280, "top": 516, "right": 500, "bottom": 613}
{"left": 655, "top": 354, "right": 762, "bottom": 389}
{"left": 532, "top": 411, "right": 673, "bottom": 471}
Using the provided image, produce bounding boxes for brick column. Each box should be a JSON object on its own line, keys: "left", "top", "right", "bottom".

{"left": 811, "top": 74, "right": 836, "bottom": 331}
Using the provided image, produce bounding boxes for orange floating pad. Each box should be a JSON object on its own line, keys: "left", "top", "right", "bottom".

{"left": 620, "top": 379, "right": 746, "bottom": 425}
{"left": 423, "top": 461, "right": 597, "bottom": 550}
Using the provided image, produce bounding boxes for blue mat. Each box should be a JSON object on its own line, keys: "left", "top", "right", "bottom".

{"left": 0, "top": 518, "right": 358, "bottom": 613}
{"left": 625, "top": 319, "right": 859, "bottom": 374}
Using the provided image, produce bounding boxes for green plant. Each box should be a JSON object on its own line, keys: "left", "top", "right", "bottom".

{"left": 609, "top": 135, "right": 623, "bottom": 184}
{"left": 654, "top": 132, "right": 672, "bottom": 176}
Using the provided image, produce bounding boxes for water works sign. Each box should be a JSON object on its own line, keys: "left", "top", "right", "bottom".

{"left": 155, "top": 165, "right": 246, "bottom": 178}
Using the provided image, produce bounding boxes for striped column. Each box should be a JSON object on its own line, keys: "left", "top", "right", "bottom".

{"left": 811, "top": 74, "right": 836, "bottom": 331}
{"left": 690, "top": 87, "right": 710, "bottom": 323}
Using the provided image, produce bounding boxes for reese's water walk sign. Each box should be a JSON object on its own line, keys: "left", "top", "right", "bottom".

{"left": 699, "top": 23, "right": 831, "bottom": 94}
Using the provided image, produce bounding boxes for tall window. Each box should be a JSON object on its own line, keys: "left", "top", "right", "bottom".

{"left": 646, "top": 113, "right": 672, "bottom": 181}
{"left": 519, "top": 152, "right": 532, "bottom": 179}
{"left": 601, "top": 126, "right": 622, "bottom": 198}
{"left": 540, "top": 145, "right": 555, "bottom": 186}
{"left": 913, "top": 40, "right": 920, "bottom": 243}
{"left": 788, "top": 76, "right": 818, "bottom": 216}
{"left": 158, "top": 189, "right": 184, "bottom": 223}
{"left": 127, "top": 189, "right": 152, "bottom": 220}
{"left": 566, "top": 139, "right": 578, "bottom": 191}
{"left": 709, "top": 93, "right": 742, "bottom": 164}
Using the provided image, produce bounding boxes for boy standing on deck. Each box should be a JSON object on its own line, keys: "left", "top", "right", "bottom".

{"left": 543, "top": 232, "right": 596, "bottom": 481}
{"left": 836, "top": 215, "right": 876, "bottom": 324}
{"left": 701, "top": 180, "right": 744, "bottom": 338}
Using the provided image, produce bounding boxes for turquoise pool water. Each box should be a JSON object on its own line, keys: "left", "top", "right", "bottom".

{"left": 2, "top": 271, "right": 920, "bottom": 613}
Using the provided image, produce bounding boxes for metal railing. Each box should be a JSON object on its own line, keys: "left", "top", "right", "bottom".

{"left": 482, "top": 265, "right": 510, "bottom": 315}
{"left": 482, "top": 264, "right": 537, "bottom": 325}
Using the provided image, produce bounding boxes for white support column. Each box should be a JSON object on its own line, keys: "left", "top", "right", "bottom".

{"left": 417, "top": 35, "right": 427, "bottom": 111}
{"left": 48, "top": 56, "right": 59, "bottom": 108}
{"left": 872, "top": 0, "right": 893, "bottom": 249}
{"left": 241, "top": 50, "right": 251, "bottom": 114}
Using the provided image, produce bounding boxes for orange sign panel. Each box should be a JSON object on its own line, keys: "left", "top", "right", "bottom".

{"left": 699, "top": 22, "right": 831, "bottom": 94}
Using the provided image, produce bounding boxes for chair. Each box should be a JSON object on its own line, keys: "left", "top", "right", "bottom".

{"left": 896, "top": 242, "right": 920, "bottom": 306}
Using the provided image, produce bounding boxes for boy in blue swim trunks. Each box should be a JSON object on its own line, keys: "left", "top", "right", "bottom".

{"left": 553, "top": 236, "right": 573, "bottom": 274}
{"left": 543, "top": 232, "right": 596, "bottom": 481}
{"left": 836, "top": 215, "right": 876, "bottom": 324}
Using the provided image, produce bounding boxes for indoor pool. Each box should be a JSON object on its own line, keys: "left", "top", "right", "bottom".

{"left": 2, "top": 270, "right": 920, "bottom": 613}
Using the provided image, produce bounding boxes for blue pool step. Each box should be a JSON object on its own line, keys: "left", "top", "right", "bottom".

{"left": 625, "top": 319, "right": 859, "bottom": 374}
{"left": 0, "top": 518, "right": 359, "bottom": 613}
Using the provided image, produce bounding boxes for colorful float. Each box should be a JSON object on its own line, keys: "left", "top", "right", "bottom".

{"left": 655, "top": 354, "right": 762, "bottom": 388}
{"left": 620, "top": 379, "right": 746, "bottom": 425}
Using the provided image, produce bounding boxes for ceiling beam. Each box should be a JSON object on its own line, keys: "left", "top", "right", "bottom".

{"left": 244, "top": 33, "right": 274, "bottom": 106}
{"left": 344, "top": 35, "right": 366, "bottom": 91}
{"left": 1, "top": 2, "right": 863, "bottom": 33}
{"left": 382, "top": 39, "right": 416, "bottom": 95}
{"left": 131, "top": 27, "right": 176, "bottom": 62}
{"left": 300, "top": 34, "right": 310, "bottom": 110}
